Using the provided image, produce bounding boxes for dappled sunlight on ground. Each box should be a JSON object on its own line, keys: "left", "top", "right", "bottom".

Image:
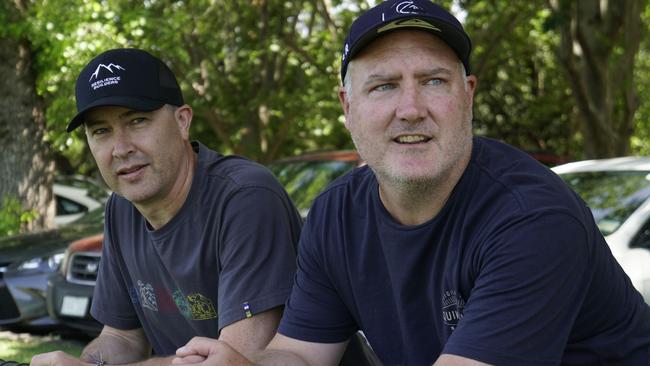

{"left": 0, "top": 330, "right": 85, "bottom": 364}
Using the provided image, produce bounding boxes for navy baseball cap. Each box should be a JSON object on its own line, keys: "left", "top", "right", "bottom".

{"left": 340, "top": 0, "right": 471, "bottom": 82}
{"left": 67, "top": 48, "right": 184, "bottom": 132}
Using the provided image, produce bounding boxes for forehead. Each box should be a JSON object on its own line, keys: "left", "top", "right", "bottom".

{"left": 84, "top": 105, "right": 161, "bottom": 126}
{"left": 85, "top": 105, "right": 131, "bottom": 120}
{"left": 352, "top": 30, "right": 459, "bottom": 71}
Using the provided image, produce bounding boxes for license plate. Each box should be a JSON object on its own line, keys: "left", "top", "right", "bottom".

{"left": 60, "top": 296, "right": 89, "bottom": 318}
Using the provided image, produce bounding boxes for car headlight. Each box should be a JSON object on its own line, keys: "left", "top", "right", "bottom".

{"left": 16, "top": 252, "right": 65, "bottom": 272}
{"left": 48, "top": 253, "right": 65, "bottom": 270}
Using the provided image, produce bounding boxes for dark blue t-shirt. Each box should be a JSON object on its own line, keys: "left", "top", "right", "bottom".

{"left": 278, "top": 137, "right": 650, "bottom": 365}
{"left": 91, "top": 142, "right": 302, "bottom": 356}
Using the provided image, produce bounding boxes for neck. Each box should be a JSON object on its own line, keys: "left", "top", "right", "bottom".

{"left": 136, "top": 144, "right": 197, "bottom": 230}
{"left": 378, "top": 180, "right": 447, "bottom": 226}
{"left": 378, "top": 156, "right": 470, "bottom": 227}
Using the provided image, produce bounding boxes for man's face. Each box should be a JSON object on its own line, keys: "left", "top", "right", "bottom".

{"left": 84, "top": 105, "right": 192, "bottom": 206}
{"left": 340, "top": 30, "right": 476, "bottom": 188}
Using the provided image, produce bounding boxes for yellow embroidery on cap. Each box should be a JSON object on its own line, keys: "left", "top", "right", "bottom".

{"left": 377, "top": 19, "right": 441, "bottom": 33}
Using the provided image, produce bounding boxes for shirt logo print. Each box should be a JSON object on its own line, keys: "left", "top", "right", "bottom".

{"left": 138, "top": 280, "right": 158, "bottom": 312}
{"left": 172, "top": 289, "right": 192, "bottom": 319}
{"left": 187, "top": 293, "right": 217, "bottom": 320}
{"left": 442, "top": 289, "right": 465, "bottom": 331}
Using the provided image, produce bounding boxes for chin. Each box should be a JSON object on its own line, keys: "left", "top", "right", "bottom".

{"left": 115, "top": 189, "right": 154, "bottom": 204}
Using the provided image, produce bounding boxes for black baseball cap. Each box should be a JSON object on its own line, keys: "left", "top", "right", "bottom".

{"left": 340, "top": 0, "right": 471, "bottom": 81}
{"left": 66, "top": 48, "right": 184, "bottom": 132}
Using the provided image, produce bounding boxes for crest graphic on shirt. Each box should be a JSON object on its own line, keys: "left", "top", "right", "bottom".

{"left": 187, "top": 293, "right": 217, "bottom": 320}
{"left": 172, "top": 289, "right": 192, "bottom": 319}
{"left": 442, "top": 289, "right": 465, "bottom": 331}
{"left": 137, "top": 280, "right": 158, "bottom": 312}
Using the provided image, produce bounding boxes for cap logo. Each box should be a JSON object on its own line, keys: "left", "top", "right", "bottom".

{"left": 89, "top": 62, "right": 126, "bottom": 90}
{"left": 377, "top": 19, "right": 441, "bottom": 34}
{"left": 395, "top": 1, "right": 422, "bottom": 14}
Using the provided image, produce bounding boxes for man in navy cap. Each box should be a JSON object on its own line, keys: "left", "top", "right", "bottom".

{"left": 31, "top": 48, "right": 302, "bottom": 366}
{"left": 176, "top": 0, "right": 650, "bottom": 365}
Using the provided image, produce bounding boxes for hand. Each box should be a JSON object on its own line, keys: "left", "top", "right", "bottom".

{"left": 172, "top": 337, "right": 254, "bottom": 366}
{"left": 31, "top": 351, "right": 91, "bottom": 366}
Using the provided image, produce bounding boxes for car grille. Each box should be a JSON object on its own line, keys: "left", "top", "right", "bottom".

{"left": 66, "top": 252, "right": 101, "bottom": 285}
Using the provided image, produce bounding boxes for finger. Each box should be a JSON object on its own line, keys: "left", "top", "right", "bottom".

{"left": 176, "top": 337, "right": 221, "bottom": 356}
{"left": 171, "top": 354, "right": 206, "bottom": 364}
{"left": 31, "top": 351, "right": 60, "bottom": 366}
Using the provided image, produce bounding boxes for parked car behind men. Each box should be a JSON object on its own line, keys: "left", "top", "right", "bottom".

{"left": 553, "top": 156, "right": 650, "bottom": 303}
{"left": 0, "top": 207, "right": 104, "bottom": 332}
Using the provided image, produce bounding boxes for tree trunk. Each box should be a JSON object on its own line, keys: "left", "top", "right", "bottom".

{"left": 0, "top": 34, "right": 55, "bottom": 232}
{"left": 549, "top": 0, "right": 644, "bottom": 158}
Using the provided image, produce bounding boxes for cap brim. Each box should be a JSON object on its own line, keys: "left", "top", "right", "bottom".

{"left": 66, "top": 96, "right": 165, "bottom": 132}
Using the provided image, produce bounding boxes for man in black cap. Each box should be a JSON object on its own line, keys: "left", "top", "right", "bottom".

{"left": 175, "top": 0, "right": 650, "bottom": 365}
{"left": 31, "top": 48, "right": 302, "bottom": 366}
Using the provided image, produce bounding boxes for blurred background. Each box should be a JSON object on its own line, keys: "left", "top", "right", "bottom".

{"left": 2, "top": 0, "right": 650, "bottom": 234}
{"left": 1, "top": 0, "right": 650, "bottom": 362}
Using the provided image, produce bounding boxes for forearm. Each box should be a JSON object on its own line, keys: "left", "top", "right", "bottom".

{"left": 82, "top": 339, "right": 173, "bottom": 366}
{"left": 80, "top": 326, "right": 152, "bottom": 365}
{"left": 251, "top": 349, "right": 310, "bottom": 366}
{"left": 80, "top": 337, "right": 149, "bottom": 364}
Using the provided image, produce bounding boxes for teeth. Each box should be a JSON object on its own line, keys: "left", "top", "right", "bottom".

{"left": 396, "top": 135, "right": 427, "bottom": 143}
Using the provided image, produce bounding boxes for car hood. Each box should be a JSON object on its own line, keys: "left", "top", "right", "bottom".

{"left": 0, "top": 208, "right": 104, "bottom": 269}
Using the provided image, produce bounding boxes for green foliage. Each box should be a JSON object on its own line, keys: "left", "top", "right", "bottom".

{"left": 631, "top": 5, "right": 650, "bottom": 155}
{"left": 463, "top": 1, "right": 577, "bottom": 158}
{"left": 4, "top": 0, "right": 650, "bottom": 169}
{"left": 21, "top": 0, "right": 368, "bottom": 169}
{"left": 0, "top": 196, "right": 39, "bottom": 237}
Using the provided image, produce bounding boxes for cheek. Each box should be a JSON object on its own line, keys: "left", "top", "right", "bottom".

{"left": 88, "top": 144, "right": 114, "bottom": 173}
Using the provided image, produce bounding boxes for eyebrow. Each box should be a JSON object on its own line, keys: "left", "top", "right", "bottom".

{"left": 84, "top": 109, "right": 149, "bottom": 126}
{"left": 362, "top": 67, "right": 453, "bottom": 87}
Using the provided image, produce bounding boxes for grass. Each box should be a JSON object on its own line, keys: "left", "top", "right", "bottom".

{"left": 0, "top": 331, "right": 86, "bottom": 364}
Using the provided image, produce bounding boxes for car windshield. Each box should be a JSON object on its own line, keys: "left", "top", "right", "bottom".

{"left": 560, "top": 171, "right": 650, "bottom": 235}
{"left": 269, "top": 160, "right": 357, "bottom": 216}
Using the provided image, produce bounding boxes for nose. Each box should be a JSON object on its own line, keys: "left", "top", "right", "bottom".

{"left": 395, "top": 84, "right": 427, "bottom": 123}
{"left": 112, "top": 130, "right": 135, "bottom": 159}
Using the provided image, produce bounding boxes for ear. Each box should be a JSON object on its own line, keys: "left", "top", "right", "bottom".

{"left": 465, "top": 74, "right": 477, "bottom": 105}
{"left": 338, "top": 86, "right": 351, "bottom": 129}
{"left": 175, "top": 105, "right": 193, "bottom": 140}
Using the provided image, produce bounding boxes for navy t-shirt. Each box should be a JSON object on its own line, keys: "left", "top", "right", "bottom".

{"left": 91, "top": 141, "right": 302, "bottom": 356}
{"left": 278, "top": 137, "right": 650, "bottom": 365}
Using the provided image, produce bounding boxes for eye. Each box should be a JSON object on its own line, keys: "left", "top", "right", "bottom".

{"left": 131, "top": 117, "right": 146, "bottom": 125}
{"left": 424, "top": 78, "right": 444, "bottom": 86}
{"left": 91, "top": 127, "right": 109, "bottom": 136}
{"left": 370, "top": 83, "right": 395, "bottom": 92}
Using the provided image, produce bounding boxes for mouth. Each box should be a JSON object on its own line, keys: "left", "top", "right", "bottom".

{"left": 116, "top": 164, "right": 148, "bottom": 176}
{"left": 393, "top": 134, "right": 431, "bottom": 144}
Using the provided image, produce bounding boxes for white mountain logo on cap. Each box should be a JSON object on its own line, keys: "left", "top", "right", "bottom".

{"left": 89, "top": 63, "right": 126, "bottom": 81}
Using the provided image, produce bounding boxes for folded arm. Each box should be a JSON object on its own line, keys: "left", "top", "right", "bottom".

{"left": 174, "top": 332, "right": 348, "bottom": 366}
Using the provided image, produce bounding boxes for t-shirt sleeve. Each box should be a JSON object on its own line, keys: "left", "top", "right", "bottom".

{"left": 443, "top": 210, "right": 592, "bottom": 366}
{"left": 216, "top": 186, "right": 299, "bottom": 330}
{"left": 277, "top": 213, "right": 358, "bottom": 343}
{"left": 90, "top": 198, "right": 141, "bottom": 330}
